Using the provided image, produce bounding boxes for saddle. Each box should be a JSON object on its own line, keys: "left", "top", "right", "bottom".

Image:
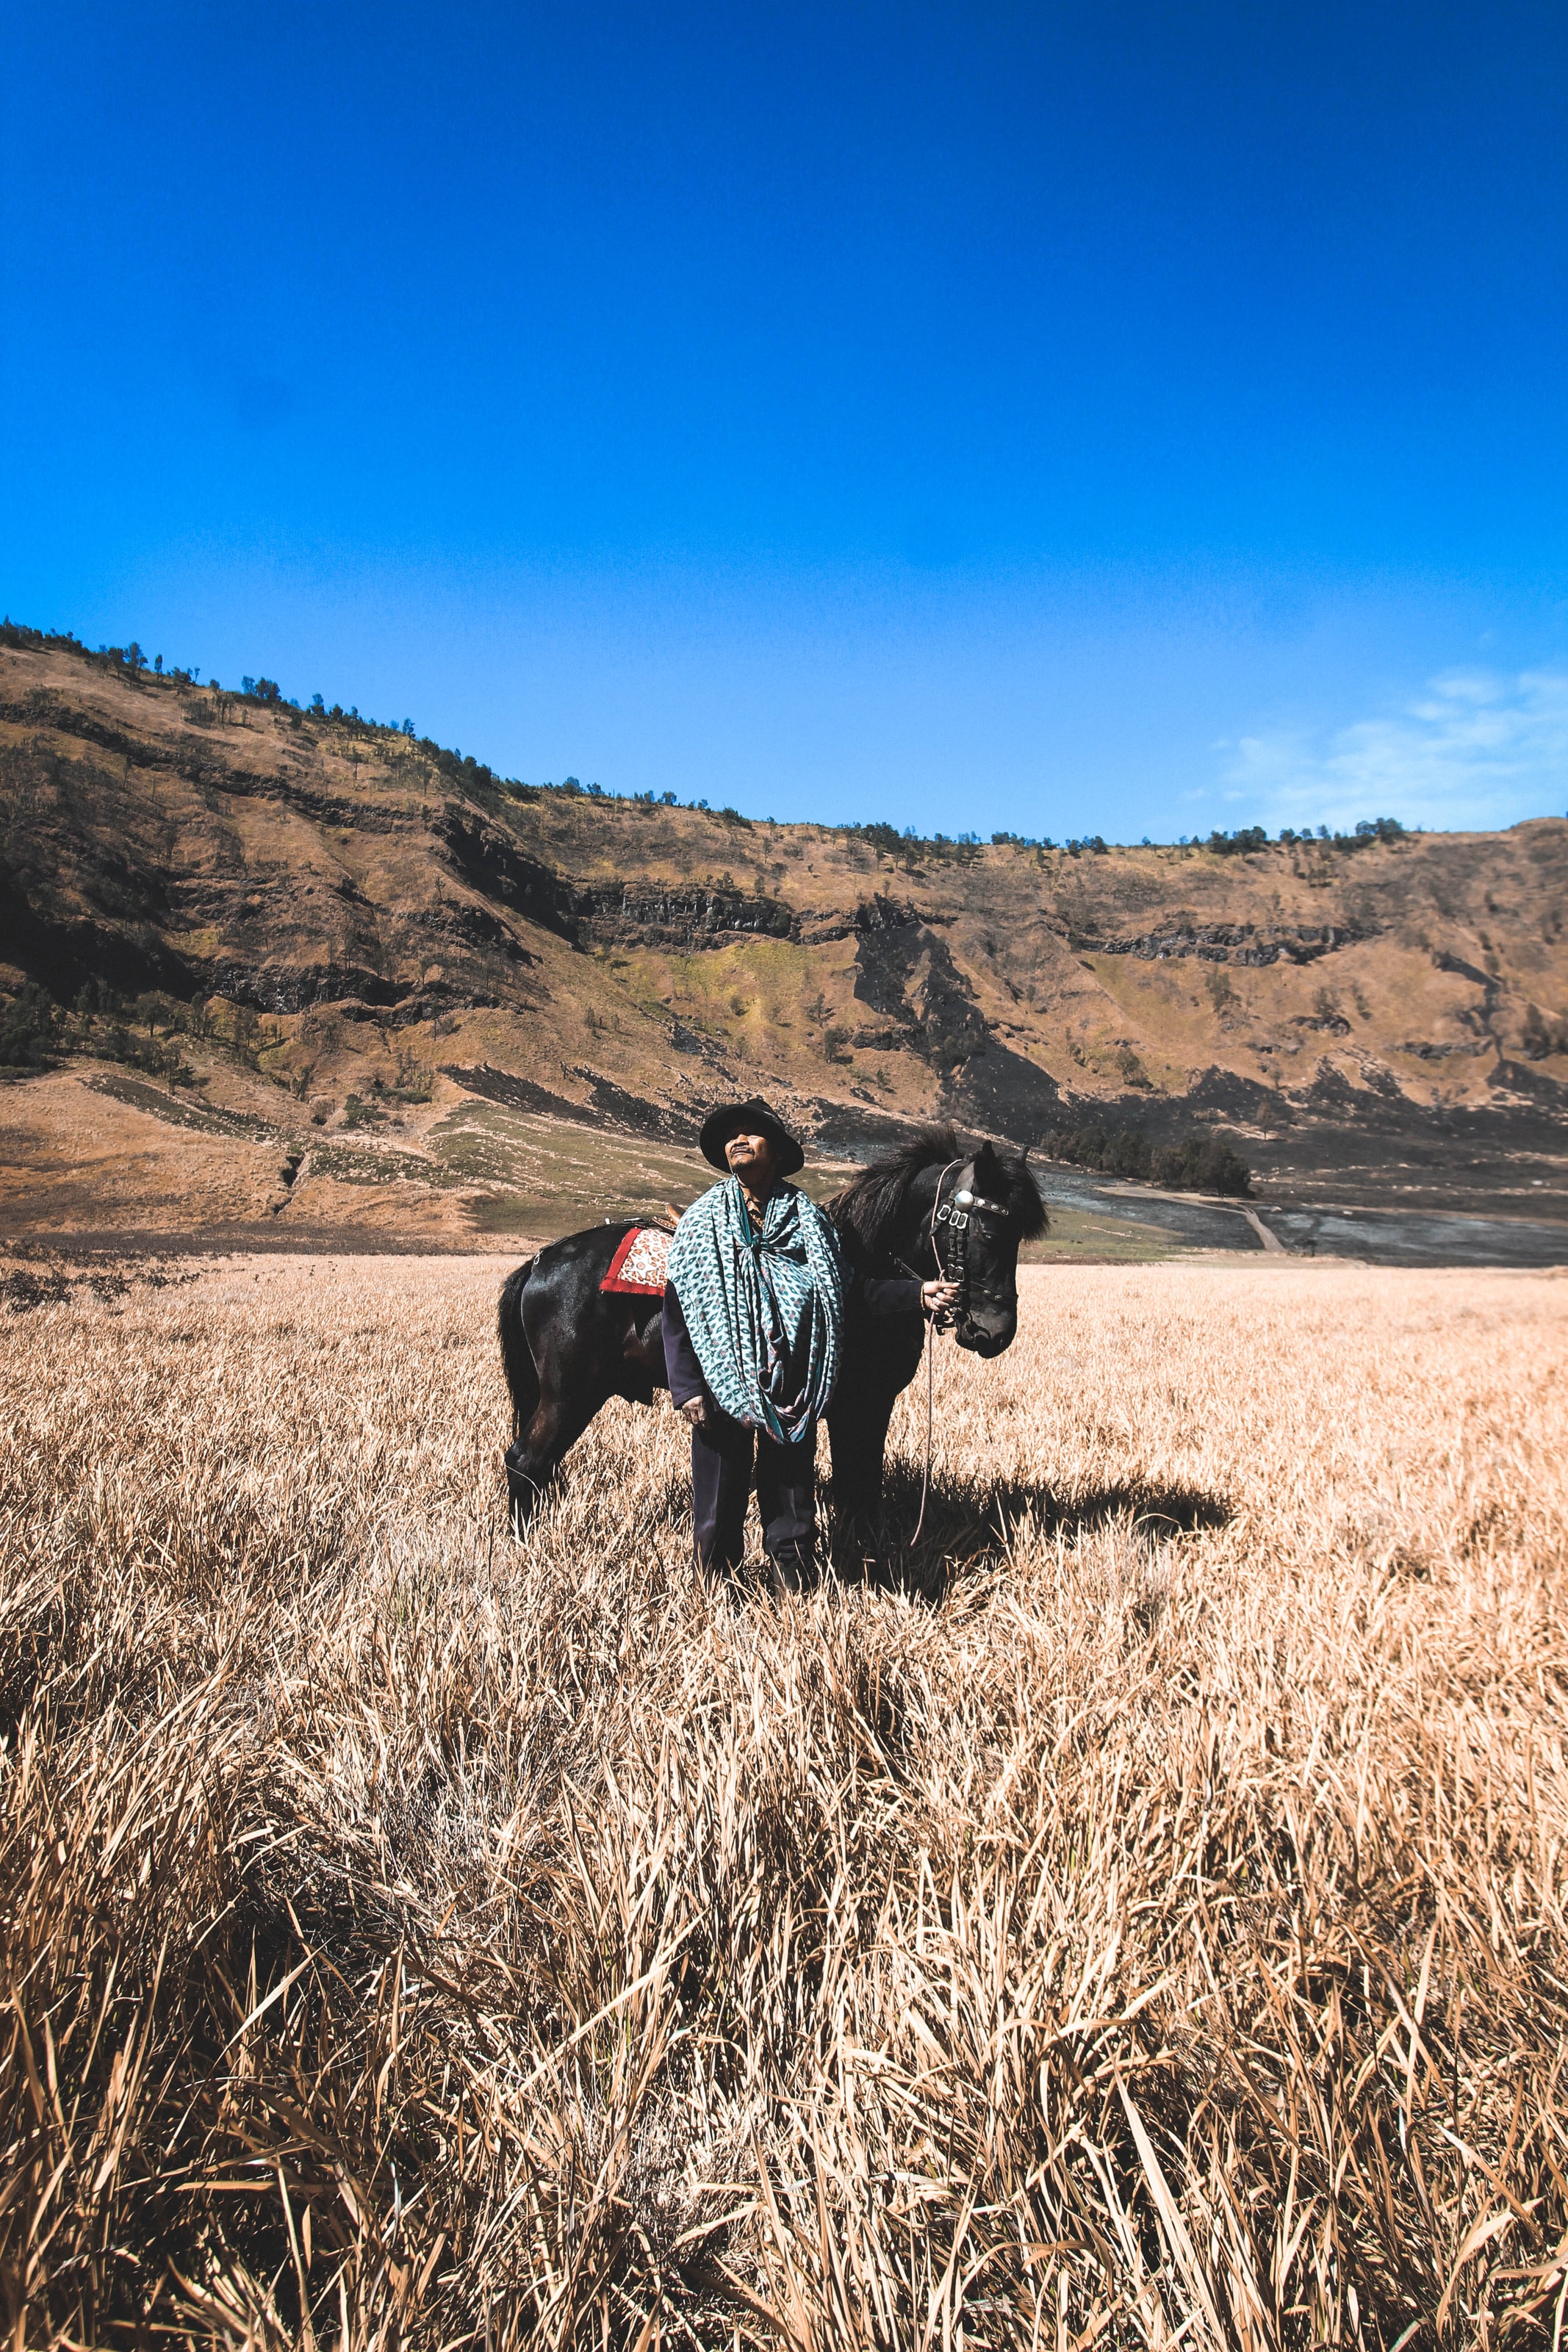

{"left": 599, "top": 1224, "right": 674, "bottom": 1298}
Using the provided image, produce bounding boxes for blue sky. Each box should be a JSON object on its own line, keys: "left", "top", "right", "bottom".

{"left": 4, "top": 1, "right": 1567, "bottom": 838}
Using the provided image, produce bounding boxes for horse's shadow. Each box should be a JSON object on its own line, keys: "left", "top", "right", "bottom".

{"left": 826, "top": 1464, "right": 1233, "bottom": 1600}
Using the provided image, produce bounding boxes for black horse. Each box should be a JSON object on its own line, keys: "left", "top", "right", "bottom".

{"left": 497, "top": 1124, "right": 1047, "bottom": 1542}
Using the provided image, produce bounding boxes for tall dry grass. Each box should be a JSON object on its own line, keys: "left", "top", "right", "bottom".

{"left": 2, "top": 1254, "right": 1565, "bottom": 2349}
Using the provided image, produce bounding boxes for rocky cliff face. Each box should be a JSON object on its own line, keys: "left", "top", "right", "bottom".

{"left": 2, "top": 628, "right": 1566, "bottom": 1220}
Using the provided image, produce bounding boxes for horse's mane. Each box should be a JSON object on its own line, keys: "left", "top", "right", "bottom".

{"left": 829, "top": 1123, "right": 1047, "bottom": 1256}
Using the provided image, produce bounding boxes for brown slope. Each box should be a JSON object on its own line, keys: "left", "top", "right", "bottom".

{"left": 1, "top": 629, "right": 1565, "bottom": 1241}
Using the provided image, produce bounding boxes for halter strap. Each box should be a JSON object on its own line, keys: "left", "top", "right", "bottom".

{"left": 929, "top": 1157, "right": 965, "bottom": 1273}
{"left": 925, "top": 1157, "right": 968, "bottom": 1323}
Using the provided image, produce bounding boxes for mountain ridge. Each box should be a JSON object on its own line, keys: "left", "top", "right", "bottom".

{"left": 2, "top": 623, "right": 1564, "bottom": 1240}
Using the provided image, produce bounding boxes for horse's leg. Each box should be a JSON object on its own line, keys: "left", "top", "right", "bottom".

{"left": 505, "top": 1382, "right": 606, "bottom": 1528}
{"left": 497, "top": 1233, "right": 662, "bottom": 1533}
{"left": 506, "top": 1287, "right": 619, "bottom": 1530}
{"left": 827, "top": 1378, "right": 900, "bottom": 1553}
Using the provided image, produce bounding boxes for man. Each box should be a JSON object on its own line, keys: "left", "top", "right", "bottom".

{"left": 663, "top": 1098, "right": 959, "bottom": 1583}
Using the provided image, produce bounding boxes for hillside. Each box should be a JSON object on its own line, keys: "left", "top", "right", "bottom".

{"left": 1, "top": 623, "right": 1564, "bottom": 1242}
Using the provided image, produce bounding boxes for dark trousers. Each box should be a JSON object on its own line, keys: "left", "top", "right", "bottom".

{"left": 691, "top": 1406, "right": 816, "bottom": 1582}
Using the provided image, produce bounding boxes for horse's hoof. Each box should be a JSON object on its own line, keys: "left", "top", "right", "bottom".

{"left": 766, "top": 1544, "right": 815, "bottom": 1593}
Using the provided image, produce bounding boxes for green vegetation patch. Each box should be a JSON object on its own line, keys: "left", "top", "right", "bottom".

{"left": 306, "top": 1143, "right": 456, "bottom": 1187}
{"left": 1022, "top": 1206, "right": 1186, "bottom": 1262}
{"left": 431, "top": 1103, "right": 703, "bottom": 1234}
{"left": 83, "top": 1071, "right": 281, "bottom": 1140}
{"left": 433, "top": 1101, "right": 853, "bottom": 1237}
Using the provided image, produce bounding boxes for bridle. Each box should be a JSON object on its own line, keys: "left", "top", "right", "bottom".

{"left": 905, "top": 1155, "right": 1015, "bottom": 1546}
{"left": 900, "top": 1157, "right": 1014, "bottom": 1328}
{"left": 927, "top": 1158, "right": 1015, "bottom": 1326}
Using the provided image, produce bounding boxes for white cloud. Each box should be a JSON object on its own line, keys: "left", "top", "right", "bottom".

{"left": 1220, "top": 668, "right": 1568, "bottom": 832}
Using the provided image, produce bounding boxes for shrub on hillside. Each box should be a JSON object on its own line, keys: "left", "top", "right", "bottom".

{"left": 1151, "top": 1134, "right": 1254, "bottom": 1197}
{"left": 1101, "top": 1126, "right": 1152, "bottom": 1177}
{"left": 1050, "top": 1123, "right": 1103, "bottom": 1168}
{"left": 0, "top": 982, "right": 60, "bottom": 1070}
{"left": 3, "top": 978, "right": 193, "bottom": 1087}
{"left": 1048, "top": 1121, "right": 1252, "bottom": 1197}
{"left": 1049, "top": 1123, "right": 1151, "bottom": 1176}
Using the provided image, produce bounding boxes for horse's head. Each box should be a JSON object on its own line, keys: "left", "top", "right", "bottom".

{"left": 935, "top": 1140, "right": 1047, "bottom": 1358}
{"left": 830, "top": 1125, "right": 1049, "bottom": 1359}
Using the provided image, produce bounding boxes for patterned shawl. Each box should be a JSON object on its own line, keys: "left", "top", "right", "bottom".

{"left": 667, "top": 1178, "right": 844, "bottom": 1442}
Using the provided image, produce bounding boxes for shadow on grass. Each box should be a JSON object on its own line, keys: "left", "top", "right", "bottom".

{"left": 827, "top": 1463, "right": 1233, "bottom": 1599}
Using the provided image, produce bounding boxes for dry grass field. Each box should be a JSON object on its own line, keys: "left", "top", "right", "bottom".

{"left": 3, "top": 1256, "right": 1565, "bottom": 2348}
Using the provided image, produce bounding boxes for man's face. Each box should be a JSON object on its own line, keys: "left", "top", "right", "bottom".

{"left": 725, "top": 1129, "right": 779, "bottom": 1189}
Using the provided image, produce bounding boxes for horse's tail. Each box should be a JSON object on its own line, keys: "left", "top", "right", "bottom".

{"left": 497, "top": 1258, "right": 539, "bottom": 1440}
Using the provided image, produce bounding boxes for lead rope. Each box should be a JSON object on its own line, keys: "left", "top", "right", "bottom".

{"left": 910, "top": 1313, "right": 937, "bottom": 1547}
{"left": 909, "top": 1159, "right": 964, "bottom": 1550}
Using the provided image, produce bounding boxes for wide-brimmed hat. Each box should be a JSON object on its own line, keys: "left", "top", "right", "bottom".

{"left": 699, "top": 1096, "right": 805, "bottom": 1178}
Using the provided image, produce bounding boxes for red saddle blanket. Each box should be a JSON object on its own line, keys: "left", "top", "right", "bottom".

{"left": 600, "top": 1225, "right": 674, "bottom": 1297}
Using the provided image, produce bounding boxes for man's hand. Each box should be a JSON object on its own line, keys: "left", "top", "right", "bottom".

{"left": 921, "top": 1279, "right": 962, "bottom": 1317}
{"left": 679, "top": 1395, "right": 713, "bottom": 1431}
